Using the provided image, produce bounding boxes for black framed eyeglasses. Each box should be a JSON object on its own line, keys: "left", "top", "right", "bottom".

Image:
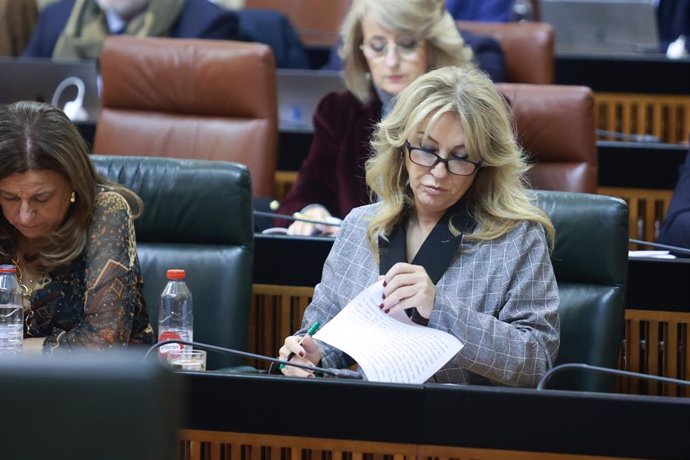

{"left": 405, "top": 141, "right": 482, "bottom": 176}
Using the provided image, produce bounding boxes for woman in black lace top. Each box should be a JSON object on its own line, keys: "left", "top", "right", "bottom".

{"left": 0, "top": 101, "right": 154, "bottom": 353}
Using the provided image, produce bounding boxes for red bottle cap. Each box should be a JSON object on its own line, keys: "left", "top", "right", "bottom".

{"left": 166, "top": 269, "right": 186, "bottom": 280}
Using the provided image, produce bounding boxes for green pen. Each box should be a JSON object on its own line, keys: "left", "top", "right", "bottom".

{"left": 279, "top": 322, "right": 321, "bottom": 371}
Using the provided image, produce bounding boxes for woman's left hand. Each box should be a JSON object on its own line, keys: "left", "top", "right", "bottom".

{"left": 23, "top": 337, "right": 45, "bottom": 355}
{"left": 380, "top": 262, "right": 435, "bottom": 319}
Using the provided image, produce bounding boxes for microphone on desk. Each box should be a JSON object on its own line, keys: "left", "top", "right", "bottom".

{"left": 537, "top": 362, "right": 690, "bottom": 391}
{"left": 596, "top": 129, "right": 660, "bottom": 143}
{"left": 253, "top": 210, "right": 343, "bottom": 227}
{"left": 52, "top": 76, "right": 88, "bottom": 122}
{"left": 143, "top": 340, "right": 363, "bottom": 379}
{"left": 628, "top": 238, "right": 690, "bottom": 256}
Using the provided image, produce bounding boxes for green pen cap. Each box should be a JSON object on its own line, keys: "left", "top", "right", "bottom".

{"left": 306, "top": 322, "right": 321, "bottom": 336}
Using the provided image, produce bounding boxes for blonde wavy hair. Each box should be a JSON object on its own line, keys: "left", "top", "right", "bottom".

{"left": 340, "top": 0, "right": 473, "bottom": 103}
{"left": 365, "top": 66, "right": 555, "bottom": 257}
{"left": 0, "top": 101, "right": 143, "bottom": 272}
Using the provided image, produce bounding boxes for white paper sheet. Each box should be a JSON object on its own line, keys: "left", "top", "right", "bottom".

{"left": 628, "top": 250, "right": 676, "bottom": 259}
{"left": 313, "top": 281, "right": 463, "bottom": 384}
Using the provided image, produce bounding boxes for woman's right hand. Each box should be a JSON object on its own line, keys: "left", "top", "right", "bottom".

{"left": 278, "top": 334, "right": 322, "bottom": 377}
{"left": 286, "top": 204, "right": 340, "bottom": 236}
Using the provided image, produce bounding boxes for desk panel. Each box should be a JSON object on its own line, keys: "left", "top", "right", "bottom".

{"left": 424, "top": 383, "right": 690, "bottom": 459}
{"left": 627, "top": 258, "right": 690, "bottom": 312}
{"left": 182, "top": 372, "right": 423, "bottom": 442}
{"left": 555, "top": 53, "right": 690, "bottom": 94}
{"left": 597, "top": 141, "right": 686, "bottom": 190}
{"left": 178, "top": 372, "right": 690, "bottom": 459}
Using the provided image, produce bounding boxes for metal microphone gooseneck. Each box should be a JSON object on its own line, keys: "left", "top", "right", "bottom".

{"left": 253, "top": 210, "right": 343, "bottom": 227}
{"left": 144, "top": 340, "right": 363, "bottom": 379}
{"left": 537, "top": 362, "right": 690, "bottom": 391}
{"left": 629, "top": 238, "right": 690, "bottom": 256}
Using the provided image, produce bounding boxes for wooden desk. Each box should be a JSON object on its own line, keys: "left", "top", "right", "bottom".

{"left": 556, "top": 53, "right": 690, "bottom": 143}
{"left": 178, "top": 371, "right": 690, "bottom": 459}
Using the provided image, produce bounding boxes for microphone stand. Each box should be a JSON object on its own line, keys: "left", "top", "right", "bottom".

{"left": 253, "top": 210, "right": 342, "bottom": 227}
{"left": 144, "top": 340, "right": 363, "bottom": 380}
{"left": 629, "top": 238, "right": 690, "bottom": 256}
{"left": 596, "top": 129, "right": 660, "bottom": 143}
{"left": 537, "top": 363, "right": 690, "bottom": 391}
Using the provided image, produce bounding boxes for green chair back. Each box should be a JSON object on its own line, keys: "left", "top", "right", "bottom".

{"left": 535, "top": 191, "right": 629, "bottom": 392}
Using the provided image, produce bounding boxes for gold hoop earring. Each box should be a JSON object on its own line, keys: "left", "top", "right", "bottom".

{"left": 70, "top": 192, "right": 76, "bottom": 203}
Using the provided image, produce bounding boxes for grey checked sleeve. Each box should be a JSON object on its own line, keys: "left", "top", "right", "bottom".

{"left": 431, "top": 221, "right": 560, "bottom": 387}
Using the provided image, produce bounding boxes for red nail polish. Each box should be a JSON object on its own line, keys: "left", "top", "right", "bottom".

{"left": 379, "top": 303, "right": 384, "bottom": 309}
{"left": 383, "top": 281, "right": 387, "bottom": 287}
{"left": 382, "top": 293, "right": 386, "bottom": 299}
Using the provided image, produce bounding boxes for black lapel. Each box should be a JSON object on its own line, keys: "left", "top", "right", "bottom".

{"left": 378, "top": 199, "right": 475, "bottom": 283}
{"left": 379, "top": 219, "right": 406, "bottom": 275}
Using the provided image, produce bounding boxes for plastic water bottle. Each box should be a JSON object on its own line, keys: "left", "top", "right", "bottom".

{"left": 158, "top": 269, "right": 193, "bottom": 358}
{"left": 0, "top": 264, "right": 23, "bottom": 355}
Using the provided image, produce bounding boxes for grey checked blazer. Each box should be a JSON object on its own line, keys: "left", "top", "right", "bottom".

{"left": 300, "top": 202, "right": 560, "bottom": 387}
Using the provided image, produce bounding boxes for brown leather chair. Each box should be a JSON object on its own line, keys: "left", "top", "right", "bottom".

{"left": 94, "top": 36, "right": 278, "bottom": 197}
{"left": 459, "top": 21, "right": 554, "bottom": 84}
{"left": 498, "top": 83, "right": 597, "bottom": 193}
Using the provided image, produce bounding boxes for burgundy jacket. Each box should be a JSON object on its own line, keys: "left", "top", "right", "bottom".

{"left": 278, "top": 91, "right": 382, "bottom": 220}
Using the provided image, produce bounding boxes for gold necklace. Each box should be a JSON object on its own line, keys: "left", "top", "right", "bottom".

{"left": 11, "top": 257, "right": 47, "bottom": 299}
{"left": 10, "top": 257, "right": 37, "bottom": 337}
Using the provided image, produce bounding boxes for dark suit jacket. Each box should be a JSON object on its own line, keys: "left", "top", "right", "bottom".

{"left": 657, "top": 0, "right": 690, "bottom": 52}
{"left": 658, "top": 144, "right": 690, "bottom": 254}
{"left": 234, "top": 9, "right": 310, "bottom": 69}
{"left": 277, "top": 91, "right": 381, "bottom": 220}
{"left": 445, "top": 0, "right": 515, "bottom": 22}
{"left": 23, "top": 0, "right": 239, "bottom": 58}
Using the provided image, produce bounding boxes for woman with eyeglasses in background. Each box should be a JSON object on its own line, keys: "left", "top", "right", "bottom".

{"left": 277, "top": 66, "right": 559, "bottom": 386}
{"left": 277, "top": 0, "right": 476, "bottom": 236}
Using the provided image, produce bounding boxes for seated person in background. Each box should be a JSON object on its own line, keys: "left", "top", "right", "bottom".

{"left": 657, "top": 141, "right": 690, "bottom": 253}
{"left": 322, "top": 4, "right": 505, "bottom": 81}
{"left": 0, "top": 101, "right": 154, "bottom": 353}
{"left": 278, "top": 66, "right": 560, "bottom": 387}
{"left": 233, "top": 8, "right": 310, "bottom": 69}
{"left": 23, "top": 0, "right": 239, "bottom": 59}
{"left": 278, "top": 0, "right": 490, "bottom": 236}
{"left": 445, "top": 0, "right": 515, "bottom": 22}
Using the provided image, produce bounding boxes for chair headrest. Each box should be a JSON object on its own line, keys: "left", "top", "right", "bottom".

{"left": 534, "top": 190, "right": 629, "bottom": 285}
{"left": 100, "top": 36, "right": 276, "bottom": 120}
{"left": 92, "top": 155, "right": 253, "bottom": 245}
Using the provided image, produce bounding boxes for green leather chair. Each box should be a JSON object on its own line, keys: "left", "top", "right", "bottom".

{"left": 535, "top": 191, "right": 629, "bottom": 392}
{"left": 92, "top": 155, "right": 254, "bottom": 370}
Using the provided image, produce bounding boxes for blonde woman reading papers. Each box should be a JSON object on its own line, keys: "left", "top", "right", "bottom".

{"left": 277, "top": 66, "right": 560, "bottom": 387}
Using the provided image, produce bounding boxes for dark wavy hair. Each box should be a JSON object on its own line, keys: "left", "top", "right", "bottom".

{"left": 0, "top": 101, "right": 142, "bottom": 270}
